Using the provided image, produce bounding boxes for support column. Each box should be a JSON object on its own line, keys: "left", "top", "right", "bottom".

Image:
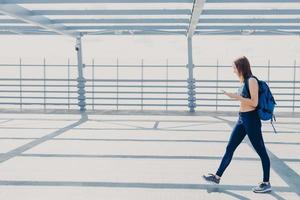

{"left": 75, "top": 35, "right": 86, "bottom": 112}
{"left": 187, "top": 36, "right": 196, "bottom": 112}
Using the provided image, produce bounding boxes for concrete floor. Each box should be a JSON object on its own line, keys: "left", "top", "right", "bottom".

{"left": 0, "top": 111, "right": 299, "bottom": 200}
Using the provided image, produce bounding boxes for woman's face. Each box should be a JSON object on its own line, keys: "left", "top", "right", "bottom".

{"left": 232, "top": 62, "right": 239, "bottom": 76}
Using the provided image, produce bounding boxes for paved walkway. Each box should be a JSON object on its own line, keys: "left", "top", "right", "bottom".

{"left": 0, "top": 111, "right": 299, "bottom": 200}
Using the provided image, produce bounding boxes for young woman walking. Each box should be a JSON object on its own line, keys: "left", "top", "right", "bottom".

{"left": 203, "top": 56, "right": 272, "bottom": 193}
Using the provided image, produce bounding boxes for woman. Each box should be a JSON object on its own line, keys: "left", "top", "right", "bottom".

{"left": 203, "top": 56, "right": 272, "bottom": 193}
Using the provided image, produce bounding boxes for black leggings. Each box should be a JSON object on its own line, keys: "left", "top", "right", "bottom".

{"left": 216, "top": 110, "right": 270, "bottom": 182}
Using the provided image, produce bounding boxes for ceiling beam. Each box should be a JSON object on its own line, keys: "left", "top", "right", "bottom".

{"left": 66, "top": 25, "right": 188, "bottom": 30}
{"left": 2, "top": 0, "right": 298, "bottom": 3}
{"left": 1, "top": 30, "right": 298, "bottom": 36}
{"left": 202, "top": 9, "right": 300, "bottom": 15}
{"left": 199, "top": 18, "right": 300, "bottom": 23}
{"left": 4, "top": 8, "right": 299, "bottom": 16}
{"left": 1, "top": 0, "right": 193, "bottom": 3}
{"left": 52, "top": 18, "right": 190, "bottom": 24}
{"left": 195, "top": 30, "right": 300, "bottom": 35}
{"left": 206, "top": 0, "right": 300, "bottom": 3}
{"left": 0, "top": 24, "right": 187, "bottom": 32}
{"left": 31, "top": 9, "right": 191, "bottom": 16}
{"left": 0, "top": 25, "right": 46, "bottom": 31}
{"left": 0, "top": 4, "right": 77, "bottom": 37}
{"left": 89, "top": 30, "right": 186, "bottom": 35}
{"left": 2, "top": 25, "right": 299, "bottom": 31}
{"left": 196, "top": 25, "right": 300, "bottom": 30}
{"left": 187, "top": 0, "right": 206, "bottom": 37}
{"left": 2, "top": 18, "right": 300, "bottom": 24}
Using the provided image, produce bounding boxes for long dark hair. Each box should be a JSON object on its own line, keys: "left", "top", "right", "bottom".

{"left": 234, "top": 56, "right": 253, "bottom": 80}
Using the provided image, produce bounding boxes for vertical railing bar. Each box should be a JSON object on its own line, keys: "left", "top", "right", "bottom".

{"left": 141, "top": 59, "right": 144, "bottom": 111}
{"left": 216, "top": 59, "right": 219, "bottom": 112}
{"left": 166, "top": 59, "right": 169, "bottom": 111}
{"left": 267, "top": 59, "right": 270, "bottom": 84}
{"left": 19, "top": 58, "right": 22, "bottom": 110}
{"left": 92, "top": 58, "right": 95, "bottom": 111}
{"left": 293, "top": 60, "right": 296, "bottom": 113}
{"left": 67, "top": 58, "right": 70, "bottom": 110}
{"left": 267, "top": 60, "right": 271, "bottom": 112}
{"left": 117, "top": 58, "right": 119, "bottom": 111}
{"left": 43, "top": 58, "right": 46, "bottom": 110}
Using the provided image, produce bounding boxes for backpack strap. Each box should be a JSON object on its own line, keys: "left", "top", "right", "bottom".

{"left": 243, "top": 77, "right": 251, "bottom": 98}
{"left": 271, "top": 115, "right": 277, "bottom": 134}
{"left": 244, "top": 76, "right": 260, "bottom": 101}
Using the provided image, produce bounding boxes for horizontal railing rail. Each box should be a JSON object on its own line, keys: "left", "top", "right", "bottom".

{"left": 0, "top": 61, "right": 298, "bottom": 112}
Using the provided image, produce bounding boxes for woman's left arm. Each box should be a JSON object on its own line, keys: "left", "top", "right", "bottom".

{"left": 224, "top": 78, "right": 259, "bottom": 107}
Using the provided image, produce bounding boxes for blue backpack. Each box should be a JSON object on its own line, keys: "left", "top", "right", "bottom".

{"left": 245, "top": 76, "right": 277, "bottom": 133}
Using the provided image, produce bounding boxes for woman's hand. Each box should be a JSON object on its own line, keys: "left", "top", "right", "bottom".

{"left": 221, "top": 90, "right": 242, "bottom": 100}
{"left": 223, "top": 77, "right": 258, "bottom": 107}
{"left": 224, "top": 92, "right": 241, "bottom": 100}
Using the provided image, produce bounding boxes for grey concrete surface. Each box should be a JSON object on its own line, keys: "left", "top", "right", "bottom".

{"left": 0, "top": 111, "right": 299, "bottom": 200}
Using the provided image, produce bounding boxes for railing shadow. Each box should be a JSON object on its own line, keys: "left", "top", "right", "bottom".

{"left": 0, "top": 112, "right": 88, "bottom": 163}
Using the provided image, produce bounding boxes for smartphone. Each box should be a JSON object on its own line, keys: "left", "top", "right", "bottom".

{"left": 220, "top": 89, "right": 226, "bottom": 94}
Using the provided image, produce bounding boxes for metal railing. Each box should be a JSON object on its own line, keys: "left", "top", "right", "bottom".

{"left": 0, "top": 59, "right": 298, "bottom": 112}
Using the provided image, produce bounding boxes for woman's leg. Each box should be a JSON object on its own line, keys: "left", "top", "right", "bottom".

{"left": 244, "top": 118, "right": 270, "bottom": 182}
{"left": 216, "top": 118, "right": 247, "bottom": 177}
